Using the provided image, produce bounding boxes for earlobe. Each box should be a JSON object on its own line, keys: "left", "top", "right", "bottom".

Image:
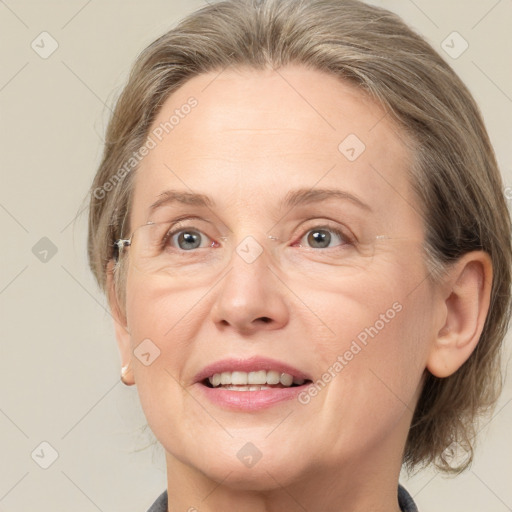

{"left": 426, "top": 251, "right": 493, "bottom": 378}
{"left": 106, "top": 260, "right": 135, "bottom": 386}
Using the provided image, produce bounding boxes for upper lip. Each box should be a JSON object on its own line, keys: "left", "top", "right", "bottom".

{"left": 193, "top": 356, "right": 312, "bottom": 383}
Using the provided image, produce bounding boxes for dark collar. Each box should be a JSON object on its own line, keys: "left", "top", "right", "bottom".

{"left": 147, "top": 484, "right": 419, "bottom": 511}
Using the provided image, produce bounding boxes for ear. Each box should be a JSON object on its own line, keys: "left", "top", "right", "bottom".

{"left": 426, "top": 251, "right": 493, "bottom": 378}
{"left": 106, "top": 260, "right": 135, "bottom": 386}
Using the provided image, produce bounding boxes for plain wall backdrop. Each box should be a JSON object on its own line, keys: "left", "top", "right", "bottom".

{"left": 1, "top": 0, "right": 511, "bottom": 511}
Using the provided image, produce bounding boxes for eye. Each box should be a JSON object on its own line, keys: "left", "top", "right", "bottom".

{"left": 165, "top": 228, "right": 216, "bottom": 251}
{"left": 294, "top": 225, "right": 352, "bottom": 249}
{"left": 159, "top": 221, "right": 352, "bottom": 252}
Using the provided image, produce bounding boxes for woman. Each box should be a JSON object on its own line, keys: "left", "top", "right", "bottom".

{"left": 87, "top": 0, "right": 511, "bottom": 511}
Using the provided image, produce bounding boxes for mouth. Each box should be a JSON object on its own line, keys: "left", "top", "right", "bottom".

{"left": 201, "top": 370, "right": 312, "bottom": 391}
{"left": 194, "top": 357, "right": 313, "bottom": 409}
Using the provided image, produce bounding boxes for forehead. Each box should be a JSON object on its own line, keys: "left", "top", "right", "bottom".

{"left": 130, "top": 65, "right": 420, "bottom": 234}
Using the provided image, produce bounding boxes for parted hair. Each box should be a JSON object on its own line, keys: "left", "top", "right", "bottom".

{"left": 87, "top": 0, "right": 512, "bottom": 474}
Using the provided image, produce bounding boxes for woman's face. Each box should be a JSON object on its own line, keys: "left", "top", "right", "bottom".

{"left": 117, "top": 65, "right": 437, "bottom": 488}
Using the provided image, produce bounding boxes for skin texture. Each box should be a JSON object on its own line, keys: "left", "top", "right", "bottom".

{"left": 107, "top": 65, "right": 492, "bottom": 512}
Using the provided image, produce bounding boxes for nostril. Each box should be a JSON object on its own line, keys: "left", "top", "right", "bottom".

{"left": 259, "top": 317, "right": 272, "bottom": 323}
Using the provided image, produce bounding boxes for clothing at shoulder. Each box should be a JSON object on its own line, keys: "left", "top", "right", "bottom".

{"left": 147, "top": 489, "right": 167, "bottom": 512}
{"left": 399, "top": 483, "right": 419, "bottom": 512}
{"left": 147, "top": 485, "right": 418, "bottom": 512}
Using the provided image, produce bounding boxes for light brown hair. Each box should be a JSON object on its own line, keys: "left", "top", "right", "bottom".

{"left": 87, "top": 0, "right": 512, "bottom": 474}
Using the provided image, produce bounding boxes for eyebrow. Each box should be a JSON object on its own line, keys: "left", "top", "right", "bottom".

{"left": 149, "top": 187, "right": 372, "bottom": 213}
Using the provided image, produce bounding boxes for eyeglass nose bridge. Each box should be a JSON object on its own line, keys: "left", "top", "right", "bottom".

{"left": 219, "top": 233, "right": 282, "bottom": 262}
{"left": 209, "top": 233, "right": 281, "bottom": 266}
{"left": 214, "top": 233, "right": 281, "bottom": 242}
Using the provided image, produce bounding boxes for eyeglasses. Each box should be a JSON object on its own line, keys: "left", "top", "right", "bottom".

{"left": 114, "top": 219, "right": 420, "bottom": 278}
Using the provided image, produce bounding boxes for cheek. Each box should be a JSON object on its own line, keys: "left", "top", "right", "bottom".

{"left": 123, "top": 268, "right": 222, "bottom": 403}
{"left": 303, "top": 302, "right": 430, "bottom": 466}
{"left": 123, "top": 273, "right": 190, "bottom": 396}
{"left": 123, "top": 278, "right": 195, "bottom": 446}
{"left": 124, "top": 267, "right": 206, "bottom": 343}
{"left": 303, "top": 258, "right": 433, "bottom": 427}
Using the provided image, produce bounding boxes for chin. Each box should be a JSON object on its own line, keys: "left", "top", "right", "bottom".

{"left": 208, "top": 464, "right": 300, "bottom": 491}
{"left": 186, "top": 446, "right": 306, "bottom": 490}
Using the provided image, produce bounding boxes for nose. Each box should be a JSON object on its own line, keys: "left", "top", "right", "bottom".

{"left": 210, "top": 235, "right": 289, "bottom": 335}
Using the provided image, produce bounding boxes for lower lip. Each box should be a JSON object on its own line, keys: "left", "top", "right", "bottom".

{"left": 197, "top": 383, "right": 308, "bottom": 411}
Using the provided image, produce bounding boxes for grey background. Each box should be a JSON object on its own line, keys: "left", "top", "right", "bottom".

{"left": 1, "top": 0, "right": 511, "bottom": 511}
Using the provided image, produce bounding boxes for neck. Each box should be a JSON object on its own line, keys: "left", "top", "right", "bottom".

{"left": 164, "top": 438, "right": 405, "bottom": 512}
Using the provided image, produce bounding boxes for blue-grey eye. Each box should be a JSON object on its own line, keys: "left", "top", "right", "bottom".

{"left": 300, "top": 227, "right": 348, "bottom": 249}
{"left": 169, "top": 229, "right": 213, "bottom": 250}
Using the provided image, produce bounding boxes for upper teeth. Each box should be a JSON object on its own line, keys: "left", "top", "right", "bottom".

{"left": 208, "top": 370, "right": 305, "bottom": 387}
